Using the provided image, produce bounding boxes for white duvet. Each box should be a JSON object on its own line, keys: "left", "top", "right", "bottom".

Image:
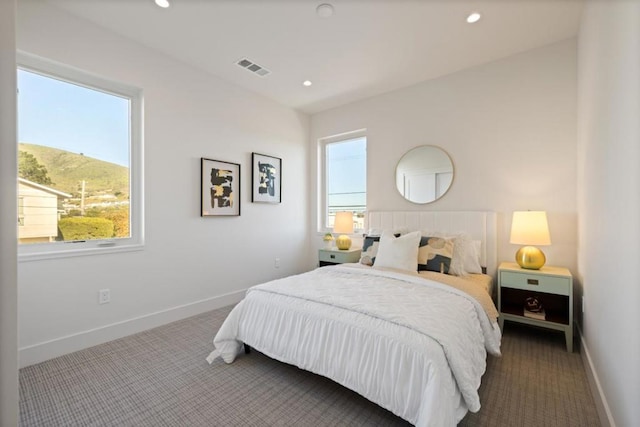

{"left": 208, "top": 265, "right": 501, "bottom": 427}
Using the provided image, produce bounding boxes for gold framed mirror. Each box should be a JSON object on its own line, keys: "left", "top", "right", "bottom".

{"left": 395, "top": 145, "right": 454, "bottom": 204}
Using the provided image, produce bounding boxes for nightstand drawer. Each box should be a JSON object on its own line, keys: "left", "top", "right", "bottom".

{"left": 500, "top": 271, "right": 570, "bottom": 296}
{"left": 319, "top": 249, "right": 360, "bottom": 264}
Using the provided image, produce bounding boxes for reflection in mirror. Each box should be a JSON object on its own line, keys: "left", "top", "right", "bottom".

{"left": 395, "top": 145, "right": 454, "bottom": 204}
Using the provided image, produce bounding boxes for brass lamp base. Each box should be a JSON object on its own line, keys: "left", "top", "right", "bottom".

{"left": 336, "top": 235, "right": 352, "bottom": 250}
{"left": 515, "top": 246, "right": 546, "bottom": 270}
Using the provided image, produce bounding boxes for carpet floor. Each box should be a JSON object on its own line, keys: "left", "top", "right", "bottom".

{"left": 20, "top": 305, "right": 600, "bottom": 426}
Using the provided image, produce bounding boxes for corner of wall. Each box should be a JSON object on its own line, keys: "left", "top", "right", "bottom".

{"left": 578, "top": 328, "right": 615, "bottom": 427}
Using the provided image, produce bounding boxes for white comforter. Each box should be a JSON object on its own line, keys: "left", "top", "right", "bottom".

{"left": 209, "top": 265, "right": 501, "bottom": 426}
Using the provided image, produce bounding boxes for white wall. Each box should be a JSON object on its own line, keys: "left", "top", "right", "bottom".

{"left": 577, "top": 2, "right": 640, "bottom": 426}
{"left": 311, "top": 40, "right": 578, "bottom": 272}
{"left": 0, "top": 0, "right": 19, "bottom": 423}
{"left": 16, "top": 0, "right": 312, "bottom": 366}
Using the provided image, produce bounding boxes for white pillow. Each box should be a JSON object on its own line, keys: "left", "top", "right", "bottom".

{"left": 454, "top": 239, "right": 482, "bottom": 274}
{"left": 467, "top": 240, "right": 483, "bottom": 273}
{"left": 373, "top": 231, "right": 421, "bottom": 272}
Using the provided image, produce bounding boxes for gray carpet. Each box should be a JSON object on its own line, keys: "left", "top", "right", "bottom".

{"left": 20, "top": 305, "right": 600, "bottom": 426}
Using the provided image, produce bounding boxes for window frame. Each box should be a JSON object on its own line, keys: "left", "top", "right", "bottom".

{"left": 17, "top": 51, "right": 144, "bottom": 262}
{"left": 318, "top": 129, "right": 367, "bottom": 234}
{"left": 18, "top": 196, "right": 25, "bottom": 227}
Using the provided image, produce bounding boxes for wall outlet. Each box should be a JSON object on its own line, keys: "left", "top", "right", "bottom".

{"left": 98, "top": 289, "right": 110, "bottom": 305}
{"left": 274, "top": 258, "right": 280, "bottom": 268}
{"left": 582, "top": 296, "right": 585, "bottom": 313}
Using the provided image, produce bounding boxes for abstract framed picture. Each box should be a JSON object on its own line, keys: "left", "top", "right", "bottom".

{"left": 201, "top": 158, "right": 241, "bottom": 216}
{"left": 252, "top": 152, "right": 282, "bottom": 204}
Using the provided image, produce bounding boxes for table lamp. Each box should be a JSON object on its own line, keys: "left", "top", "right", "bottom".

{"left": 333, "top": 211, "right": 354, "bottom": 250}
{"left": 510, "top": 211, "right": 551, "bottom": 270}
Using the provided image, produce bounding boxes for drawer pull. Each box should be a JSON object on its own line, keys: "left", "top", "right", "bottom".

{"left": 330, "top": 255, "right": 336, "bottom": 259}
{"left": 527, "top": 279, "right": 539, "bottom": 285}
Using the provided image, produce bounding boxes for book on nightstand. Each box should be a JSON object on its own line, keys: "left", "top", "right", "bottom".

{"left": 523, "top": 308, "right": 546, "bottom": 320}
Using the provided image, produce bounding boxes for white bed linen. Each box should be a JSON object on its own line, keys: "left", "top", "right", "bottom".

{"left": 209, "top": 265, "right": 501, "bottom": 427}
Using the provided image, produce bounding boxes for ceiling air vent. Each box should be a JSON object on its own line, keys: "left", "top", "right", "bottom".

{"left": 236, "top": 58, "right": 271, "bottom": 77}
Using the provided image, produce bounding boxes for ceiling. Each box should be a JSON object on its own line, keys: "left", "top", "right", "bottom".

{"left": 45, "top": 0, "right": 584, "bottom": 114}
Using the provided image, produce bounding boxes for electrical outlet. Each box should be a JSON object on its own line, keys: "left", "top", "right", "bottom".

{"left": 582, "top": 296, "right": 585, "bottom": 313}
{"left": 274, "top": 258, "right": 280, "bottom": 268}
{"left": 98, "top": 289, "right": 110, "bottom": 305}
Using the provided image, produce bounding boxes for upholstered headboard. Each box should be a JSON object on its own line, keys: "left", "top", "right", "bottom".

{"left": 366, "top": 211, "right": 498, "bottom": 279}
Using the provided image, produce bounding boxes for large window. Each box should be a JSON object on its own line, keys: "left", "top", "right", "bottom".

{"left": 320, "top": 133, "right": 366, "bottom": 231}
{"left": 17, "top": 53, "right": 143, "bottom": 260}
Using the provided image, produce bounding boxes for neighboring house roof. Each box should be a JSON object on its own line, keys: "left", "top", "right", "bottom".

{"left": 18, "top": 178, "right": 72, "bottom": 198}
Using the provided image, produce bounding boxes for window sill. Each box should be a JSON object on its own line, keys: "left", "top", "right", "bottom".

{"left": 18, "top": 243, "right": 144, "bottom": 263}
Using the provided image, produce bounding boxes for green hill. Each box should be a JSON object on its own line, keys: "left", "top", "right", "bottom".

{"left": 19, "top": 143, "right": 129, "bottom": 197}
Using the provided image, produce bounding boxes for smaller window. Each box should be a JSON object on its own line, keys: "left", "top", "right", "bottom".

{"left": 319, "top": 132, "right": 367, "bottom": 232}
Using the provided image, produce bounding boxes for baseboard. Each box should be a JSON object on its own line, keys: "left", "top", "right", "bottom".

{"left": 19, "top": 289, "right": 246, "bottom": 368}
{"left": 578, "top": 326, "right": 616, "bottom": 427}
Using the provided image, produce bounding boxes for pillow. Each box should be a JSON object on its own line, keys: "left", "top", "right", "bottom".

{"left": 421, "top": 231, "right": 483, "bottom": 276}
{"left": 465, "top": 240, "right": 483, "bottom": 274}
{"left": 417, "top": 236, "right": 454, "bottom": 274}
{"left": 360, "top": 233, "right": 401, "bottom": 266}
{"left": 373, "top": 231, "right": 421, "bottom": 272}
{"left": 449, "top": 234, "right": 482, "bottom": 276}
{"left": 360, "top": 235, "right": 381, "bottom": 266}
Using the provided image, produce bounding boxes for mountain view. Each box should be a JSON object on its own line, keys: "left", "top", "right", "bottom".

{"left": 18, "top": 143, "right": 130, "bottom": 241}
{"left": 19, "top": 143, "right": 129, "bottom": 197}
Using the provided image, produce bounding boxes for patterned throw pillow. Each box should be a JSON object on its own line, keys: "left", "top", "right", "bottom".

{"left": 417, "top": 236, "right": 454, "bottom": 274}
{"left": 360, "top": 233, "right": 401, "bottom": 266}
{"left": 359, "top": 235, "right": 381, "bottom": 266}
{"left": 421, "top": 231, "right": 483, "bottom": 276}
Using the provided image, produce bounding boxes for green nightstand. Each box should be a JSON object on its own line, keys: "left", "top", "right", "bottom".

{"left": 498, "top": 261, "right": 574, "bottom": 352}
{"left": 318, "top": 248, "right": 361, "bottom": 267}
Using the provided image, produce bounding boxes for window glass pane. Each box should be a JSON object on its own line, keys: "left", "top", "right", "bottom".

{"left": 17, "top": 69, "right": 131, "bottom": 244}
{"left": 326, "top": 137, "right": 366, "bottom": 230}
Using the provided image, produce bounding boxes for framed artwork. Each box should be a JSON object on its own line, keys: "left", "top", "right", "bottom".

{"left": 252, "top": 152, "right": 282, "bottom": 204}
{"left": 201, "top": 158, "right": 241, "bottom": 216}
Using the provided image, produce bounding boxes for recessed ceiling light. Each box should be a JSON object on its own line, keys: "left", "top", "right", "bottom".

{"left": 316, "top": 3, "right": 334, "bottom": 18}
{"left": 155, "top": 0, "right": 170, "bottom": 8}
{"left": 466, "top": 12, "right": 481, "bottom": 23}
{"left": 303, "top": 80, "right": 313, "bottom": 87}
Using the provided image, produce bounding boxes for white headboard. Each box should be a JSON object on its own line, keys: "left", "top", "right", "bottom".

{"left": 366, "top": 211, "right": 498, "bottom": 279}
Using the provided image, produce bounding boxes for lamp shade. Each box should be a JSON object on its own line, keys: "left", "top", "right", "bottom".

{"left": 510, "top": 211, "right": 551, "bottom": 246}
{"left": 333, "top": 212, "right": 354, "bottom": 234}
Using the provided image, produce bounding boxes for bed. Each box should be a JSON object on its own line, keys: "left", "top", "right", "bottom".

{"left": 207, "top": 211, "right": 501, "bottom": 426}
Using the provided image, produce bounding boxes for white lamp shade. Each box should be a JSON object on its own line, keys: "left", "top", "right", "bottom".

{"left": 510, "top": 211, "right": 551, "bottom": 246}
{"left": 333, "top": 211, "right": 354, "bottom": 234}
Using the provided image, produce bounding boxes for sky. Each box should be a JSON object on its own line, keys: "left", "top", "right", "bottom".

{"left": 327, "top": 137, "right": 366, "bottom": 211}
{"left": 17, "top": 69, "right": 130, "bottom": 167}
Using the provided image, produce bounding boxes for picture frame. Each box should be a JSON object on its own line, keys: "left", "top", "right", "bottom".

{"left": 201, "top": 157, "right": 241, "bottom": 216}
{"left": 252, "top": 152, "right": 282, "bottom": 204}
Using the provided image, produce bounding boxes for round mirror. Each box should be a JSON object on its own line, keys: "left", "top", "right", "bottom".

{"left": 395, "top": 145, "right": 454, "bottom": 204}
